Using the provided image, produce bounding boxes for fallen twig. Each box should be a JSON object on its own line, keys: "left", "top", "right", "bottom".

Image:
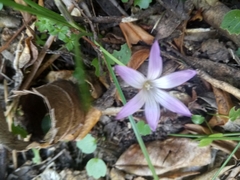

{"left": 197, "top": 69, "right": 240, "bottom": 100}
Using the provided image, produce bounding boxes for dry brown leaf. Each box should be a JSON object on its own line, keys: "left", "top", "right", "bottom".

{"left": 213, "top": 87, "right": 233, "bottom": 119}
{"left": 70, "top": 107, "right": 101, "bottom": 141}
{"left": 159, "top": 171, "right": 200, "bottom": 179}
{"left": 209, "top": 87, "right": 233, "bottom": 126}
{"left": 119, "top": 22, "right": 154, "bottom": 48}
{"left": 102, "top": 32, "right": 126, "bottom": 45}
{"left": 46, "top": 71, "right": 104, "bottom": 99}
{"left": 46, "top": 70, "right": 74, "bottom": 82}
{"left": 115, "top": 138, "right": 211, "bottom": 177}
{"left": 110, "top": 168, "right": 125, "bottom": 180}
{"left": 18, "top": 37, "right": 31, "bottom": 68}
{"left": 192, "top": 165, "right": 234, "bottom": 180}
{"left": 184, "top": 124, "right": 211, "bottom": 135}
{"left": 190, "top": 8, "right": 203, "bottom": 22}
{"left": 212, "top": 140, "right": 240, "bottom": 159}
{"left": 24, "top": 37, "right": 38, "bottom": 68}
{"left": 128, "top": 48, "right": 150, "bottom": 69}
{"left": 208, "top": 116, "right": 224, "bottom": 127}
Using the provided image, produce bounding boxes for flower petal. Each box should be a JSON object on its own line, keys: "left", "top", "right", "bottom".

{"left": 115, "top": 65, "right": 146, "bottom": 89}
{"left": 116, "top": 91, "right": 146, "bottom": 119}
{"left": 152, "top": 70, "right": 196, "bottom": 89}
{"left": 147, "top": 41, "right": 163, "bottom": 80}
{"left": 154, "top": 89, "right": 192, "bottom": 116}
{"left": 145, "top": 96, "right": 160, "bottom": 131}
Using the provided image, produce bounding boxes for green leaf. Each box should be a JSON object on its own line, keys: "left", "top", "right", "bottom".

{"left": 32, "top": 148, "right": 41, "bottom": 164}
{"left": 41, "top": 114, "right": 51, "bottom": 134}
{"left": 122, "top": 0, "right": 128, "bottom": 2}
{"left": 86, "top": 158, "right": 107, "bottom": 179}
{"left": 191, "top": 115, "right": 205, "bottom": 124}
{"left": 229, "top": 106, "right": 240, "bottom": 121}
{"left": 134, "top": 0, "right": 152, "bottom": 9}
{"left": 107, "top": 43, "right": 131, "bottom": 65}
{"left": 209, "top": 133, "right": 223, "bottom": 138}
{"left": 36, "top": 17, "right": 56, "bottom": 33}
{"left": 221, "top": 9, "right": 240, "bottom": 35}
{"left": 236, "top": 48, "right": 240, "bottom": 57}
{"left": 91, "top": 58, "right": 100, "bottom": 77}
{"left": 63, "top": 33, "right": 77, "bottom": 51}
{"left": 198, "top": 138, "right": 212, "bottom": 147}
{"left": 51, "top": 25, "right": 69, "bottom": 40}
{"left": 11, "top": 124, "right": 28, "bottom": 138}
{"left": 0, "top": 3, "right": 3, "bottom": 10}
{"left": 136, "top": 120, "right": 151, "bottom": 136}
{"left": 76, "top": 134, "right": 97, "bottom": 154}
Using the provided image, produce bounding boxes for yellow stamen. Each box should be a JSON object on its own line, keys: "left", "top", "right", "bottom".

{"left": 144, "top": 81, "right": 152, "bottom": 90}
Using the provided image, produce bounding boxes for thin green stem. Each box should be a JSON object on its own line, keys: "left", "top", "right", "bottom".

{"left": 212, "top": 141, "right": 240, "bottom": 179}
{"left": 204, "top": 119, "right": 213, "bottom": 134}
{"left": 170, "top": 133, "right": 240, "bottom": 138}
{"left": 196, "top": 137, "right": 240, "bottom": 141}
{"left": 102, "top": 44, "right": 158, "bottom": 179}
{"left": 169, "top": 134, "right": 206, "bottom": 138}
{"left": 96, "top": 42, "right": 125, "bottom": 66}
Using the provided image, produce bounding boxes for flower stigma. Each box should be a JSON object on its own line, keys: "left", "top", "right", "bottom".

{"left": 143, "top": 81, "right": 152, "bottom": 91}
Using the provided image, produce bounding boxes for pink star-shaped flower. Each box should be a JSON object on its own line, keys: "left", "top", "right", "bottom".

{"left": 115, "top": 41, "right": 196, "bottom": 131}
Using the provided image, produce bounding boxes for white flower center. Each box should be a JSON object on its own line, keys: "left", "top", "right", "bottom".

{"left": 143, "top": 81, "right": 152, "bottom": 91}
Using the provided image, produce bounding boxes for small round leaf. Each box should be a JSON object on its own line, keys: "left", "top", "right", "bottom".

{"left": 136, "top": 120, "right": 151, "bottom": 135}
{"left": 76, "top": 134, "right": 97, "bottom": 154}
{"left": 86, "top": 158, "right": 107, "bottom": 179}
{"left": 192, "top": 115, "right": 205, "bottom": 124}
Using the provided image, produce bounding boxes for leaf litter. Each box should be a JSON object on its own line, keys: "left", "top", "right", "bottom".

{"left": 1, "top": 0, "right": 240, "bottom": 179}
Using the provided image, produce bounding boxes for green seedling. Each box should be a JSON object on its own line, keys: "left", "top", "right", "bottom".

{"left": 91, "top": 58, "right": 101, "bottom": 77}
{"left": 105, "top": 43, "right": 131, "bottom": 65}
{"left": 229, "top": 106, "right": 240, "bottom": 121}
{"left": 76, "top": 134, "right": 97, "bottom": 154}
{"left": 32, "top": 148, "right": 41, "bottom": 164}
{"left": 191, "top": 115, "right": 205, "bottom": 124}
{"left": 134, "top": 0, "right": 152, "bottom": 9}
{"left": 36, "top": 17, "right": 77, "bottom": 51}
{"left": 136, "top": 120, "right": 151, "bottom": 136}
{"left": 86, "top": 158, "right": 107, "bottom": 179}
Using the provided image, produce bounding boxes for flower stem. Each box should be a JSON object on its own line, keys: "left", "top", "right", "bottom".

{"left": 102, "top": 43, "right": 159, "bottom": 180}
{"left": 96, "top": 42, "right": 125, "bottom": 66}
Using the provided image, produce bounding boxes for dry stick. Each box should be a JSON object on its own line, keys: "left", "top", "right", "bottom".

{"left": 0, "top": 17, "right": 34, "bottom": 53}
{"left": 20, "top": 35, "right": 55, "bottom": 90}
{"left": 34, "top": 36, "right": 95, "bottom": 86}
{"left": 34, "top": 53, "right": 61, "bottom": 80}
{"left": 197, "top": 69, "right": 240, "bottom": 100}
{"left": 76, "top": 1, "right": 98, "bottom": 40}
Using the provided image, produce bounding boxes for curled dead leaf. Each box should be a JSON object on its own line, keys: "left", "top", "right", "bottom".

{"left": 209, "top": 87, "right": 233, "bottom": 127}
{"left": 13, "top": 80, "right": 101, "bottom": 148}
{"left": 128, "top": 48, "right": 150, "bottom": 70}
{"left": 119, "top": 22, "right": 154, "bottom": 48}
